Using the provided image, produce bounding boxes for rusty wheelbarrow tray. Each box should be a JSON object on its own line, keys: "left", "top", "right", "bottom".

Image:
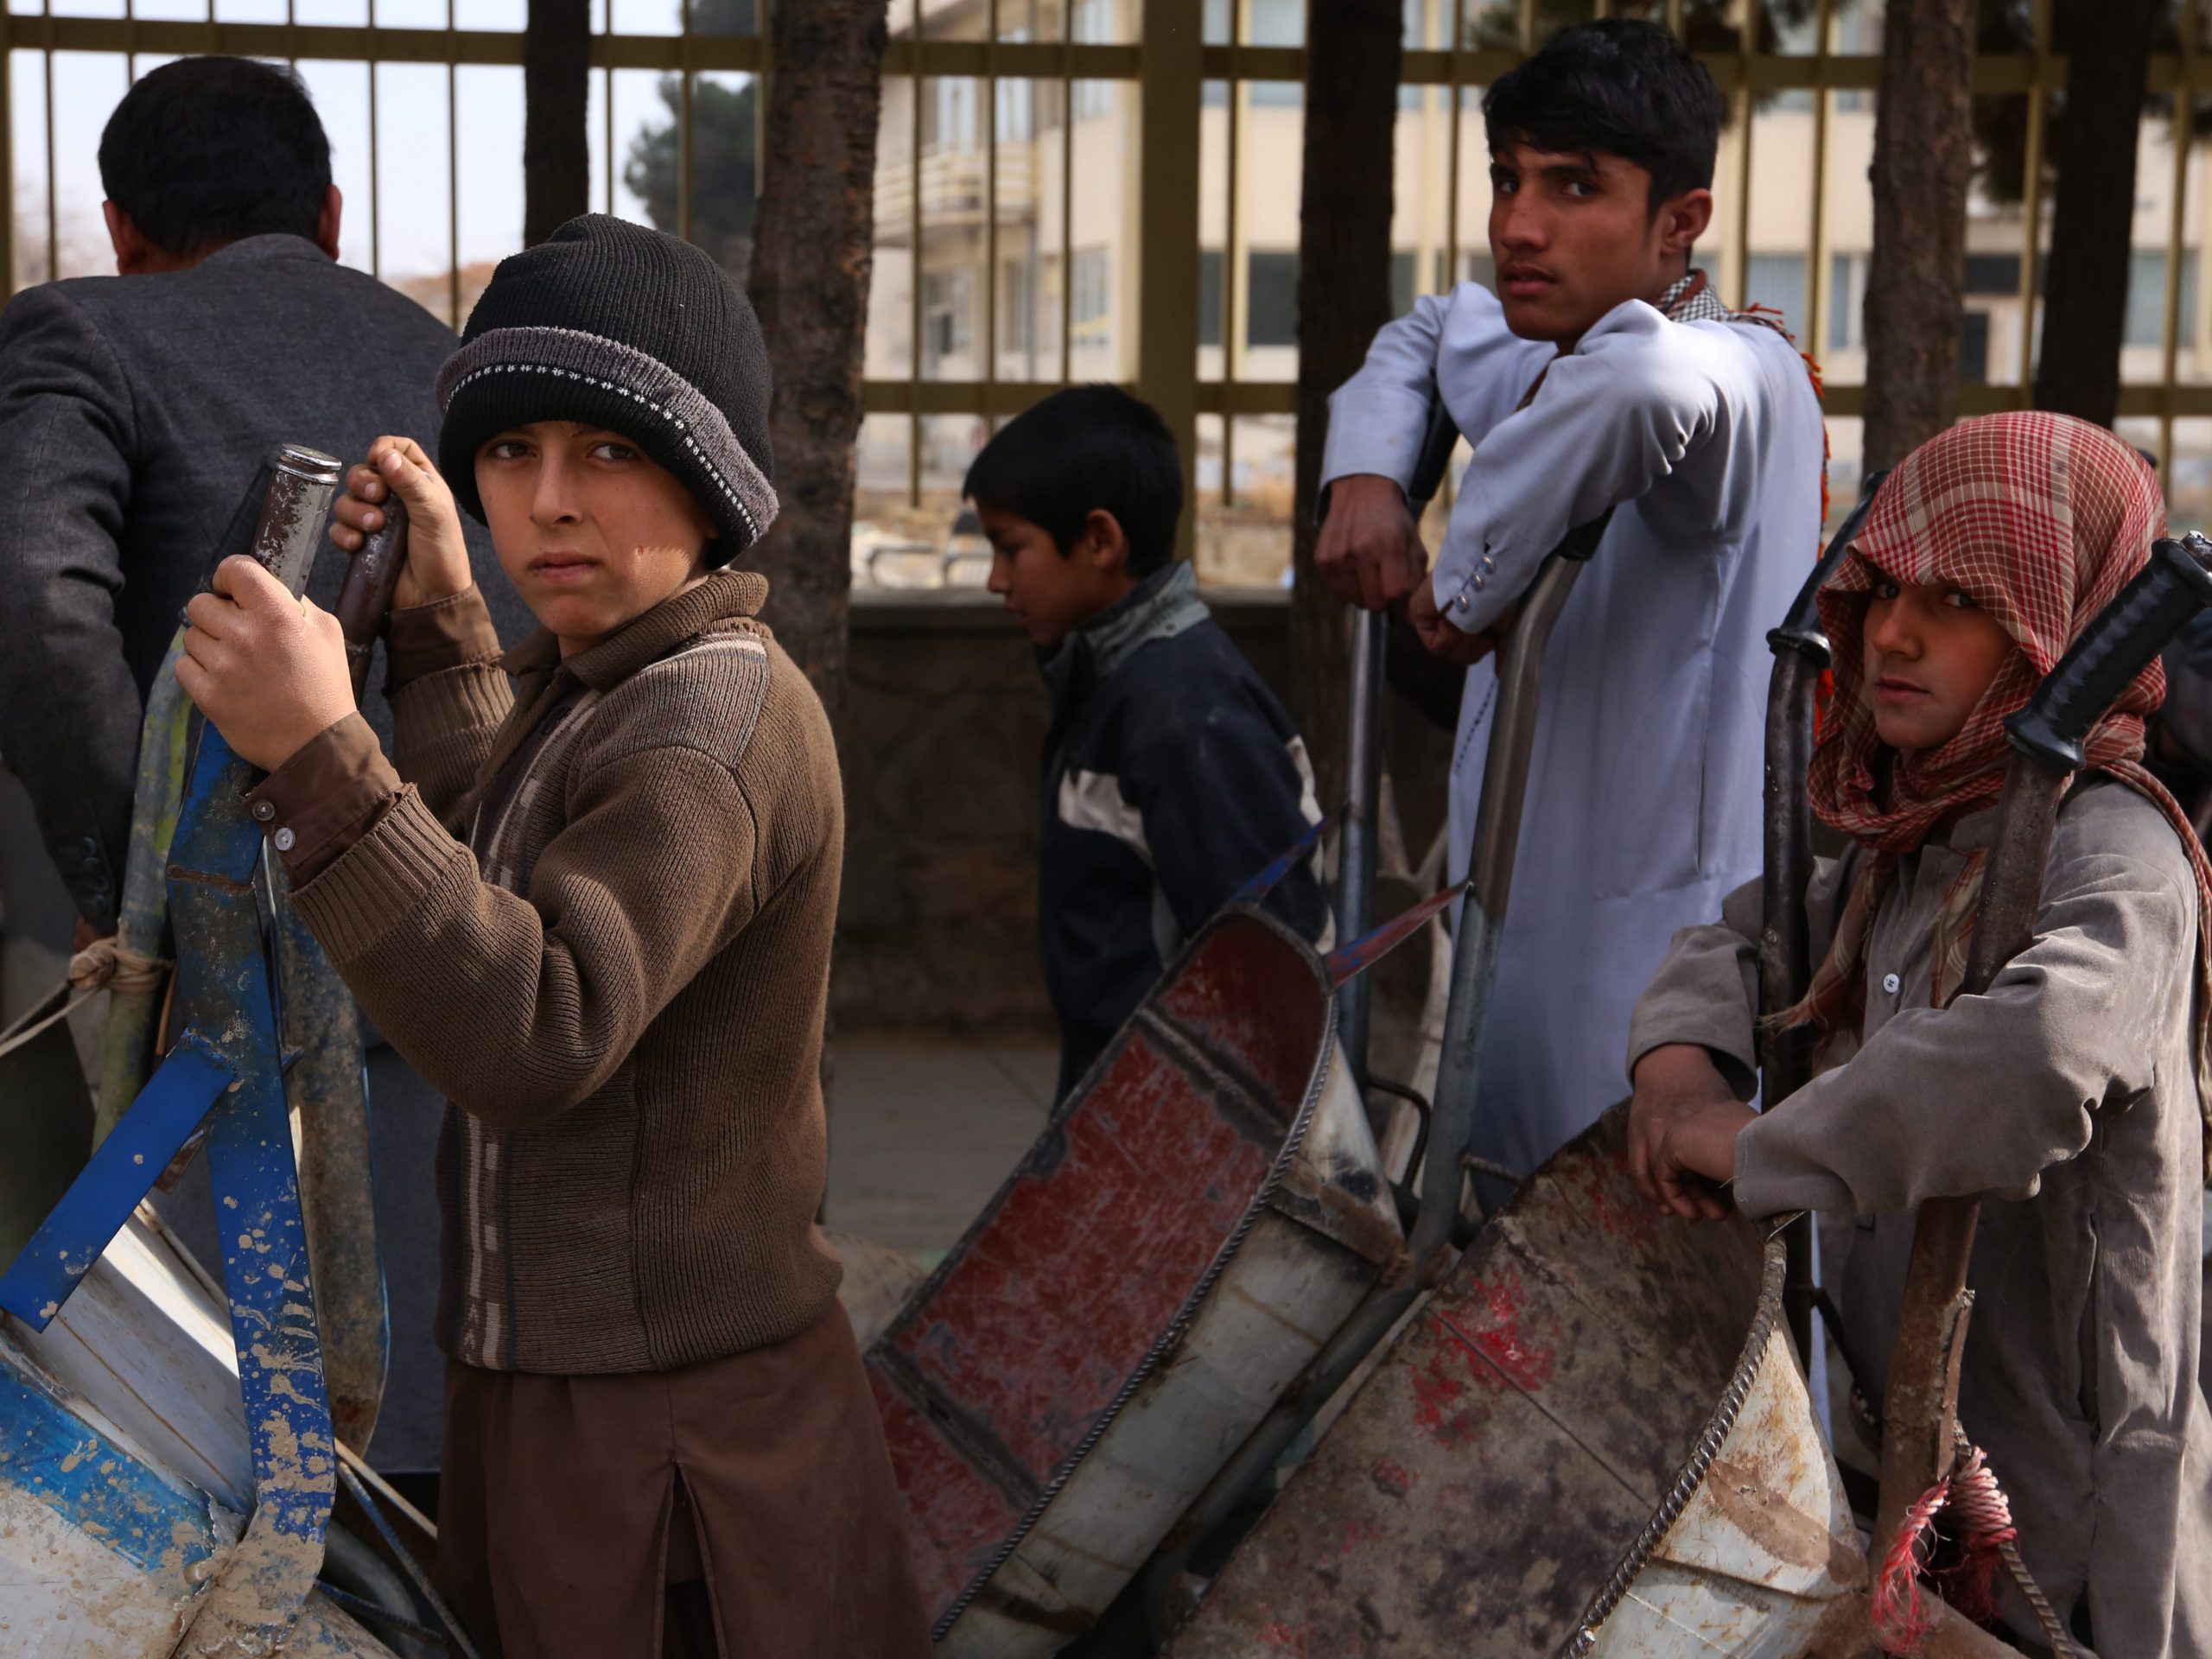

{"left": 867, "top": 905, "right": 1404, "bottom": 1656}
{"left": 1163, "top": 1101, "right": 2018, "bottom": 1659}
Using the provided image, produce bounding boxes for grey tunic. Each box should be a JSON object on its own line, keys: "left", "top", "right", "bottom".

{"left": 1628, "top": 779, "right": 2212, "bottom": 1657}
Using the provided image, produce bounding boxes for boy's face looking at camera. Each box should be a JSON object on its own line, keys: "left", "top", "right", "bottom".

{"left": 979, "top": 505, "right": 1137, "bottom": 650}
{"left": 476, "top": 420, "right": 718, "bottom": 658}
{"left": 1860, "top": 564, "right": 2018, "bottom": 756}
{"left": 1487, "top": 142, "right": 1712, "bottom": 346}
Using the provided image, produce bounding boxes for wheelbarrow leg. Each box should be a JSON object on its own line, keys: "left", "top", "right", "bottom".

{"left": 1762, "top": 470, "right": 1889, "bottom": 1371}
{"left": 1147, "top": 516, "right": 1611, "bottom": 1591}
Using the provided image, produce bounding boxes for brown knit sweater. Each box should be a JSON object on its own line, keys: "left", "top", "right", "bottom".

{"left": 245, "top": 570, "right": 845, "bottom": 1373}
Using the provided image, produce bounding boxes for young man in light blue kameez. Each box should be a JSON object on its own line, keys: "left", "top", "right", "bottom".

{"left": 1317, "top": 19, "right": 1827, "bottom": 1180}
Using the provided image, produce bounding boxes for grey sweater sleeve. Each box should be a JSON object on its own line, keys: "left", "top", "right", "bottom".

{"left": 0, "top": 285, "right": 143, "bottom": 930}
{"left": 1733, "top": 826, "right": 2195, "bottom": 1219}
{"left": 1624, "top": 874, "right": 1766, "bottom": 1099}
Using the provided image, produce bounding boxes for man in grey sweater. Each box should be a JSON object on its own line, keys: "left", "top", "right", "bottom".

{"left": 0, "top": 54, "right": 527, "bottom": 1484}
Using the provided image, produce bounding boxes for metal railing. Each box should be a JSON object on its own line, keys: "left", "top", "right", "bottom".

{"left": 5, "top": 0, "right": 2210, "bottom": 531}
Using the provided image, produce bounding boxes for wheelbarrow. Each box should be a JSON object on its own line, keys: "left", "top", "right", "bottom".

{"left": 867, "top": 895, "right": 1410, "bottom": 1653}
{"left": 1165, "top": 504, "right": 2212, "bottom": 1656}
{"left": 869, "top": 397, "right": 1504, "bottom": 1653}
{"left": 1154, "top": 475, "right": 1916, "bottom": 1655}
{"left": 0, "top": 449, "right": 461, "bottom": 1658}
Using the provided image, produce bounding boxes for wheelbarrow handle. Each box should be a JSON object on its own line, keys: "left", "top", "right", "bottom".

{"left": 2005, "top": 532, "right": 2212, "bottom": 774}
{"left": 1762, "top": 467, "right": 1891, "bottom": 1369}
{"left": 334, "top": 493, "right": 411, "bottom": 702}
{"left": 1767, "top": 467, "right": 1891, "bottom": 667}
{"left": 1874, "top": 530, "right": 2212, "bottom": 1577}
{"left": 1337, "top": 389, "right": 1463, "bottom": 1082}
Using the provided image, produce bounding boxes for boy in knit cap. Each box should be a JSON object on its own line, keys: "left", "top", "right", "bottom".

{"left": 174, "top": 214, "right": 928, "bottom": 1658}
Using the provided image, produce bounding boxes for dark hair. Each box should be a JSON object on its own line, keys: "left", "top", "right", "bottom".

{"left": 1482, "top": 20, "right": 1723, "bottom": 210}
{"left": 963, "top": 385, "right": 1184, "bottom": 578}
{"left": 99, "top": 58, "right": 333, "bottom": 257}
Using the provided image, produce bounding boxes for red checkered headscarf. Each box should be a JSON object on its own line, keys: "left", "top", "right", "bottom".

{"left": 1787, "top": 413, "right": 2212, "bottom": 1173}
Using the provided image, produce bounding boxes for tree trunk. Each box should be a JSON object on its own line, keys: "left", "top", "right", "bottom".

{"left": 523, "top": 0, "right": 592, "bottom": 246}
{"left": 1292, "top": 0, "right": 1402, "bottom": 804}
{"left": 1861, "top": 0, "right": 1976, "bottom": 469}
{"left": 2034, "top": 0, "right": 2160, "bottom": 425}
{"left": 743, "top": 0, "right": 890, "bottom": 727}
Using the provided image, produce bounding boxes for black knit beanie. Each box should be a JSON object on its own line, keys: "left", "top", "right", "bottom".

{"left": 435, "top": 214, "right": 776, "bottom": 564}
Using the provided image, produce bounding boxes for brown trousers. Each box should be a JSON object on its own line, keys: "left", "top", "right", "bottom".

{"left": 436, "top": 1306, "right": 930, "bottom": 1659}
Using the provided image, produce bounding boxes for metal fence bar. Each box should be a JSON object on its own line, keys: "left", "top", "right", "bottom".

{"left": 1219, "top": 0, "right": 1241, "bottom": 506}
{"left": 908, "top": 1, "right": 924, "bottom": 508}
{"left": 985, "top": 0, "right": 999, "bottom": 422}
{"left": 2017, "top": 0, "right": 2051, "bottom": 391}
{"left": 1727, "top": 0, "right": 1752, "bottom": 308}
{"left": 677, "top": 0, "right": 692, "bottom": 245}
{"left": 2162, "top": 0, "right": 2198, "bottom": 475}
{"left": 448, "top": 0, "right": 461, "bottom": 327}
{"left": 1805, "top": 0, "right": 1832, "bottom": 359}
{"left": 1057, "top": 0, "right": 1072, "bottom": 385}
{"left": 368, "top": 14, "right": 382, "bottom": 281}
{"left": 1137, "top": 0, "right": 1202, "bottom": 566}
{"left": 1439, "top": 0, "right": 1469, "bottom": 517}
{"left": 1, "top": 25, "right": 12, "bottom": 293}
{"left": 41, "top": 0, "right": 54, "bottom": 283}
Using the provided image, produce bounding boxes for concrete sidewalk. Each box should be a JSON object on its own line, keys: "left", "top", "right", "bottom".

{"left": 823, "top": 1033, "right": 1058, "bottom": 1261}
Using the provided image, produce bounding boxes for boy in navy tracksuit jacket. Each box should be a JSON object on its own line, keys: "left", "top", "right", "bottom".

{"left": 969, "top": 386, "right": 1328, "bottom": 1099}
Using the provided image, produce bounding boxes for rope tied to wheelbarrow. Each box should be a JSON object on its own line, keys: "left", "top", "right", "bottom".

{"left": 67, "top": 937, "right": 170, "bottom": 997}
{"left": 1870, "top": 1427, "right": 2078, "bottom": 1657}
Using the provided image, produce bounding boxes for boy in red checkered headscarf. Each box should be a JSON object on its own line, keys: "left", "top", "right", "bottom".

{"left": 1622, "top": 412, "right": 2212, "bottom": 1655}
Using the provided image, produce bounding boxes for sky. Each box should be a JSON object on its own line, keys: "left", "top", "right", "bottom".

{"left": 7, "top": 0, "right": 733, "bottom": 283}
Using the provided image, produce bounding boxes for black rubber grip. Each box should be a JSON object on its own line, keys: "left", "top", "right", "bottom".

{"left": 1406, "top": 391, "right": 1460, "bottom": 512}
{"left": 2006, "top": 534, "right": 2212, "bottom": 771}
{"left": 1555, "top": 505, "right": 1615, "bottom": 563}
{"left": 1767, "top": 467, "right": 1891, "bottom": 666}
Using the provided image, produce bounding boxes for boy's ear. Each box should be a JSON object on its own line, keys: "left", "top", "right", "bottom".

{"left": 1082, "top": 508, "right": 1133, "bottom": 575}
{"left": 1656, "top": 187, "right": 1714, "bottom": 260}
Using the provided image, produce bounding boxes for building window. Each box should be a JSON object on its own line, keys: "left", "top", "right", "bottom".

{"left": 1247, "top": 251, "right": 1299, "bottom": 347}
{"left": 927, "top": 79, "right": 978, "bottom": 153}
{"left": 2126, "top": 251, "right": 2200, "bottom": 347}
{"left": 1964, "top": 253, "right": 2024, "bottom": 296}
{"left": 1390, "top": 250, "right": 1416, "bottom": 317}
{"left": 924, "top": 269, "right": 972, "bottom": 365}
{"left": 1829, "top": 252, "right": 1864, "bottom": 353}
{"left": 995, "top": 73, "right": 1034, "bottom": 144}
{"left": 1960, "top": 310, "right": 1992, "bottom": 384}
{"left": 1744, "top": 254, "right": 1806, "bottom": 329}
{"left": 1001, "top": 257, "right": 1035, "bottom": 357}
{"left": 1072, "top": 248, "right": 1112, "bottom": 348}
{"left": 1073, "top": 0, "right": 1116, "bottom": 119}
{"left": 1199, "top": 249, "right": 1224, "bottom": 348}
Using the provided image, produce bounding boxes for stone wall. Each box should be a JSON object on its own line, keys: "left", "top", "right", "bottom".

{"left": 836, "top": 588, "right": 1458, "bottom": 1038}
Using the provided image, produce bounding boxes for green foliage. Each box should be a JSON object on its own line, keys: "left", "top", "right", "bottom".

{"left": 1973, "top": 0, "right": 2208, "bottom": 206}
{"left": 621, "top": 0, "right": 759, "bottom": 274}
{"left": 1465, "top": 0, "right": 1821, "bottom": 80}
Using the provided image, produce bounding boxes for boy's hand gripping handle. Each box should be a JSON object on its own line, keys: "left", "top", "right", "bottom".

{"left": 333, "top": 495, "right": 411, "bottom": 701}
{"left": 2005, "top": 532, "right": 2212, "bottom": 772}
